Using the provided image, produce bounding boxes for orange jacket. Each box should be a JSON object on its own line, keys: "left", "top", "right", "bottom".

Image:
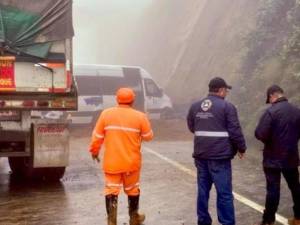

{"left": 89, "top": 104, "right": 153, "bottom": 173}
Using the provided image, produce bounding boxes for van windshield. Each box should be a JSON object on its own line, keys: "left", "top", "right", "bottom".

{"left": 145, "top": 78, "right": 162, "bottom": 97}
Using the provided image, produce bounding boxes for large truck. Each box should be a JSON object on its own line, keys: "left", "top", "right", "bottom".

{"left": 0, "top": 0, "right": 77, "bottom": 180}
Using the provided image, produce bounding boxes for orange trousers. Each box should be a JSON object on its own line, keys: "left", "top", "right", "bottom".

{"left": 104, "top": 171, "right": 140, "bottom": 196}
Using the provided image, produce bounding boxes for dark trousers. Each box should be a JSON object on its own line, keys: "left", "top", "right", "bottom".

{"left": 195, "top": 159, "right": 235, "bottom": 225}
{"left": 263, "top": 167, "right": 300, "bottom": 223}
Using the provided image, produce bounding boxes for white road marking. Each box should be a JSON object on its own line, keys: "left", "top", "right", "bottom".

{"left": 144, "top": 147, "right": 289, "bottom": 225}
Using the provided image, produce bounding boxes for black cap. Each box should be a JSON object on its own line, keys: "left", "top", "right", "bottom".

{"left": 209, "top": 77, "right": 232, "bottom": 91}
{"left": 266, "top": 85, "right": 284, "bottom": 104}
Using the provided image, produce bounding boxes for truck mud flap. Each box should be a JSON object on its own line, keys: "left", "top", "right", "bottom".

{"left": 33, "top": 123, "right": 69, "bottom": 168}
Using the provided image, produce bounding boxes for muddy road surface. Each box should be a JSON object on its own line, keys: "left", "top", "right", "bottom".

{"left": 0, "top": 121, "right": 295, "bottom": 225}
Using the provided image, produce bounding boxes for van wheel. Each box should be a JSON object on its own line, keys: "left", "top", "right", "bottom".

{"left": 160, "top": 107, "right": 174, "bottom": 120}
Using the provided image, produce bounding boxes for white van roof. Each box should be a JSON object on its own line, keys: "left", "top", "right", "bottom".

{"left": 74, "top": 64, "right": 152, "bottom": 79}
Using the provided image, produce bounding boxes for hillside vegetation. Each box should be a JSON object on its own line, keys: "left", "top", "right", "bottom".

{"left": 235, "top": 0, "right": 300, "bottom": 134}
{"left": 128, "top": 0, "right": 300, "bottom": 137}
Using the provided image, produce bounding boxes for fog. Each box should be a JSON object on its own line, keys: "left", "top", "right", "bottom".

{"left": 73, "top": 0, "right": 153, "bottom": 65}
{"left": 72, "top": 0, "right": 300, "bottom": 136}
{"left": 0, "top": 2, "right": 299, "bottom": 224}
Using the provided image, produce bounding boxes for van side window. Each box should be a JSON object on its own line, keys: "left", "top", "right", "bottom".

{"left": 76, "top": 76, "right": 101, "bottom": 96}
{"left": 100, "top": 76, "right": 126, "bottom": 95}
{"left": 145, "top": 79, "right": 162, "bottom": 97}
{"left": 123, "top": 67, "right": 143, "bottom": 93}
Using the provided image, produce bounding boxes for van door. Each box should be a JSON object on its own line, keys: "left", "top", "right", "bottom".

{"left": 123, "top": 68, "right": 145, "bottom": 112}
{"left": 144, "top": 78, "right": 163, "bottom": 119}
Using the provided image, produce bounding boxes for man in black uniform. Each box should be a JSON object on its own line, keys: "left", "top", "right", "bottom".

{"left": 255, "top": 85, "right": 300, "bottom": 225}
{"left": 187, "top": 77, "right": 247, "bottom": 225}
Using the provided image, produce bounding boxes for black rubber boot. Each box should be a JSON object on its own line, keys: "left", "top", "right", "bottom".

{"left": 105, "top": 195, "right": 118, "bottom": 225}
{"left": 128, "top": 195, "right": 145, "bottom": 225}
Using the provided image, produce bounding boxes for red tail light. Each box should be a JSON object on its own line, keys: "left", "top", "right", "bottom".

{"left": 23, "top": 100, "right": 35, "bottom": 107}
{"left": 51, "top": 100, "right": 63, "bottom": 108}
{"left": 64, "top": 99, "right": 77, "bottom": 109}
{"left": 37, "top": 101, "right": 49, "bottom": 107}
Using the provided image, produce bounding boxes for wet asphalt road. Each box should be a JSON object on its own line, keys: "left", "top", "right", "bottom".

{"left": 0, "top": 130, "right": 295, "bottom": 225}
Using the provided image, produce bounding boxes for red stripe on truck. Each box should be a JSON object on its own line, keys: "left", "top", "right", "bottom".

{"left": 66, "top": 70, "right": 72, "bottom": 90}
{"left": 49, "top": 88, "right": 67, "bottom": 93}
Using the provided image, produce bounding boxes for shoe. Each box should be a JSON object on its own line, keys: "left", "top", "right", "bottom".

{"left": 105, "top": 194, "right": 118, "bottom": 225}
{"left": 288, "top": 218, "right": 300, "bottom": 225}
{"left": 128, "top": 195, "right": 145, "bottom": 225}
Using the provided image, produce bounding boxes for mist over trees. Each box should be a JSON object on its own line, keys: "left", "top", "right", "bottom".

{"left": 122, "top": 0, "right": 300, "bottom": 135}
{"left": 74, "top": 0, "right": 300, "bottom": 135}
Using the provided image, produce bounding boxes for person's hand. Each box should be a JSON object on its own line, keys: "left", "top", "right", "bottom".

{"left": 237, "top": 152, "right": 245, "bottom": 159}
{"left": 91, "top": 154, "right": 100, "bottom": 163}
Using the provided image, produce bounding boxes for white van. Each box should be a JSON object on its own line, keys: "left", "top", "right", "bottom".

{"left": 69, "top": 64, "right": 173, "bottom": 124}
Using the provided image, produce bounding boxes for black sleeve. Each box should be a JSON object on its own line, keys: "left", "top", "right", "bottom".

{"left": 187, "top": 105, "right": 195, "bottom": 133}
{"left": 255, "top": 110, "right": 272, "bottom": 143}
{"left": 225, "top": 103, "right": 247, "bottom": 153}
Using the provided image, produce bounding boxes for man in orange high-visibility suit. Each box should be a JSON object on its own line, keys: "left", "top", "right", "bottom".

{"left": 89, "top": 87, "right": 153, "bottom": 225}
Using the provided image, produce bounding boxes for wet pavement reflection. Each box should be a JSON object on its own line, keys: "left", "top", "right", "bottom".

{"left": 0, "top": 126, "right": 294, "bottom": 225}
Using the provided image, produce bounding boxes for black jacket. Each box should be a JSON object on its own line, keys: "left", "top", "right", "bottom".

{"left": 255, "top": 97, "right": 300, "bottom": 168}
{"left": 187, "top": 94, "right": 246, "bottom": 160}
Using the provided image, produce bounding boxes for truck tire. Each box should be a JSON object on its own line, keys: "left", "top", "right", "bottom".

{"left": 8, "top": 156, "right": 41, "bottom": 180}
{"left": 8, "top": 157, "right": 25, "bottom": 177}
{"left": 8, "top": 157, "right": 65, "bottom": 182}
{"left": 44, "top": 167, "right": 66, "bottom": 182}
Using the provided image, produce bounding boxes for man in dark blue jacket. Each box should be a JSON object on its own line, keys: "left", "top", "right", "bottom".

{"left": 255, "top": 85, "right": 300, "bottom": 225}
{"left": 187, "top": 77, "right": 247, "bottom": 225}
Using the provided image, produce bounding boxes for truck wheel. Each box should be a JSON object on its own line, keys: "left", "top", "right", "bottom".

{"left": 44, "top": 167, "right": 66, "bottom": 182}
{"left": 8, "top": 156, "right": 42, "bottom": 180}
{"left": 8, "top": 157, "right": 25, "bottom": 177}
{"left": 8, "top": 157, "right": 65, "bottom": 181}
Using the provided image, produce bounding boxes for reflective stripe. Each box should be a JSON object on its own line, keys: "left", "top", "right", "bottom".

{"left": 124, "top": 182, "right": 140, "bottom": 191}
{"left": 142, "top": 130, "right": 153, "bottom": 137}
{"left": 104, "top": 125, "right": 140, "bottom": 133}
{"left": 106, "top": 183, "right": 122, "bottom": 187}
{"left": 94, "top": 132, "right": 104, "bottom": 139}
{"left": 195, "top": 131, "right": 229, "bottom": 137}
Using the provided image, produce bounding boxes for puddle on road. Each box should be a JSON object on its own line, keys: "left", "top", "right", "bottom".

{"left": 0, "top": 156, "right": 103, "bottom": 225}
